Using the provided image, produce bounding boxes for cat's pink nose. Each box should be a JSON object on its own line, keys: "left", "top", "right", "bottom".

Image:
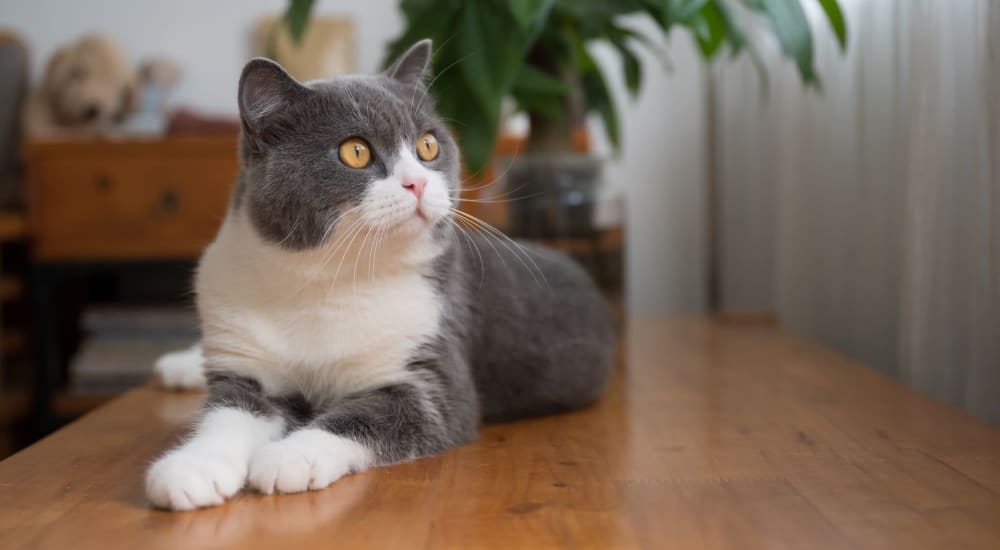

{"left": 402, "top": 176, "right": 426, "bottom": 200}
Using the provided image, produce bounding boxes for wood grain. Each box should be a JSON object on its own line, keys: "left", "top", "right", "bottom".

{"left": 24, "top": 137, "right": 238, "bottom": 261}
{"left": 1, "top": 317, "right": 999, "bottom": 549}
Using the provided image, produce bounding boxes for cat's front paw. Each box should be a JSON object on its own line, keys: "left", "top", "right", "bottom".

{"left": 146, "top": 450, "right": 245, "bottom": 511}
{"left": 247, "top": 429, "right": 372, "bottom": 495}
{"left": 155, "top": 344, "right": 206, "bottom": 390}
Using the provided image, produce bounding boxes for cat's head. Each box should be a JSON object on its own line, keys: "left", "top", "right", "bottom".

{"left": 234, "top": 40, "right": 459, "bottom": 250}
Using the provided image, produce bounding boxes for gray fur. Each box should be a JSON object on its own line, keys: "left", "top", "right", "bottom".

{"left": 209, "top": 40, "right": 614, "bottom": 467}
{"left": 233, "top": 41, "right": 458, "bottom": 250}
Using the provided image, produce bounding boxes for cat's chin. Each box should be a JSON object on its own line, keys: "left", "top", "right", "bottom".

{"left": 391, "top": 211, "right": 437, "bottom": 236}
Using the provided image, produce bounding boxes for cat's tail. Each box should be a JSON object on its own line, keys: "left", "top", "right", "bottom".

{"left": 154, "top": 343, "right": 207, "bottom": 390}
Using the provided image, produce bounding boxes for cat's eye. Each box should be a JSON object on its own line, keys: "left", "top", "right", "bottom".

{"left": 339, "top": 138, "right": 371, "bottom": 169}
{"left": 416, "top": 132, "right": 439, "bottom": 162}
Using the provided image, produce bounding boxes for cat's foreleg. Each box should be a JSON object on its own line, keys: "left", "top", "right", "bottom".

{"left": 154, "top": 343, "right": 206, "bottom": 390}
{"left": 247, "top": 381, "right": 470, "bottom": 495}
{"left": 146, "top": 373, "right": 285, "bottom": 510}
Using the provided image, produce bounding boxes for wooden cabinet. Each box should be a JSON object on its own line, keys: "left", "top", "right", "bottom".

{"left": 22, "top": 137, "right": 239, "bottom": 433}
{"left": 25, "top": 137, "right": 238, "bottom": 261}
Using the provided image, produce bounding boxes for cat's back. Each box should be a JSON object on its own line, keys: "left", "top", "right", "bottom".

{"left": 451, "top": 231, "right": 616, "bottom": 421}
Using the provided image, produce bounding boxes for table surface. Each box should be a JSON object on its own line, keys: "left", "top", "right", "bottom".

{"left": 2, "top": 318, "right": 999, "bottom": 549}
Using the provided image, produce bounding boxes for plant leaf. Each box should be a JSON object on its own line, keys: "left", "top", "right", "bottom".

{"left": 816, "top": 0, "right": 847, "bottom": 51}
{"left": 606, "top": 29, "right": 643, "bottom": 98}
{"left": 557, "top": 0, "right": 650, "bottom": 22}
{"left": 455, "top": 100, "right": 500, "bottom": 175}
{"left": 513, "top": 64, "right": 572, "bottom": 95}
{"left": 757, "top": 0, "right": 817, "bottom": 84}
{"left": 622, "top": 46, "right": 642, "bottom": 97}
{"left": 458, "top": 2, "right": 524, "bottom": 112}
{"left": 515, "top": 92, "right": 567, "bottom": 119}
{"left": 283, "top": 0, "right": 316, "bottom": 46}
{"left": 713, "top": 0, "right": 746, "bottom": 53}
{"left": 641, "top": 0, "right": 671, "bottom": 30}
{"left": 579, "top": 48, "right": 620, "bottom": 150}
{"left": 686, "top": 2, "right": 727, "bottom": 57}
{"left": 670, "top": 0, "right": 710, "bottom": 20}
{"left": 434, "top": 75, "right": 500, "bottom": 174}
{"left": 508, "top": 0, "right": 555, "bottom": 31}
{"left": 613, "top": 24, "right": 673, "bottom": 70}
{"left": 382, "top": 0, "right": 455, "bottom": 69}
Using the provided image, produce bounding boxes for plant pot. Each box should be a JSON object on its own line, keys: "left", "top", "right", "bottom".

{"left": 483, "top": 153, "right": 625, "bottom": 319}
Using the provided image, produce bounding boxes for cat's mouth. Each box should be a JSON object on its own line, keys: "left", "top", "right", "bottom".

{"left": 393, "top": 208, "right": 431, "bottom": 234}
{"left": 360, "top": 194, "right": 448, "bottom": 237}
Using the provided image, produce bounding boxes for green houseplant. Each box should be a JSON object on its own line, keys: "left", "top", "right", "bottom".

{"left": 382, "top": 0, "right": 847, "bottom": 172}
{"left": 278, "top": 0, "right": 846, "bottom": 172}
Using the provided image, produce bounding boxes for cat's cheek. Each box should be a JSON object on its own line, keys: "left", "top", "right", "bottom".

{"left": 247, "top": 429, "right": 372, "bottom": 494}
{"left": 418, "top": 184, "right": 452, "bottom": 223}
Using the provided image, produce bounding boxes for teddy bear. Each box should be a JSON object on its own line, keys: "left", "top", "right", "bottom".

{"left": 23, "top": 34, "right": 181, "bottom": 138}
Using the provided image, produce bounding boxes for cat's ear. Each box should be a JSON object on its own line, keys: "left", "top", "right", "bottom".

{"left": 238, "top": 58, "right": 308, "bottom": 136}
{"left": 386, "top": 39, "right": 432, "bottom": 86}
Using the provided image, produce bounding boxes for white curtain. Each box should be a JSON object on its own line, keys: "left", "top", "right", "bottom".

{"left": 714, "top": 0, "right": 1000, "bottom": 422}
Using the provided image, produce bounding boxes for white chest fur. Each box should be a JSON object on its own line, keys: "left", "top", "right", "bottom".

{"left": 196, "top": 212, "right": 443, "bottom": 400}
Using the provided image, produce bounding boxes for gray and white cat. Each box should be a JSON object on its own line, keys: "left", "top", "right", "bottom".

{"left": 145, "top": 40, "right": 614, "bottom": 511}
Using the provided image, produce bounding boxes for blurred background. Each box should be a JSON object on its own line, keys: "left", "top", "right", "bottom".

{"left": 0, "top": 0, "right": 996, "bottom": 458}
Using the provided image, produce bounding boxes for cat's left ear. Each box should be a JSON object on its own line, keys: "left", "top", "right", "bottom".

{"left": 386, "top": 39, "right": 432, "bottom": 86}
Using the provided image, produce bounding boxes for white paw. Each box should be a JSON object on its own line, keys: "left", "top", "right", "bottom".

{"left": 155, "top": 344, "right": 206, "bottom": 390}
{"left": 247, "top": 429, "right": 372, "bottom": 495}
{"left": 146, "top": 450, "right": 245, "bottom": 511}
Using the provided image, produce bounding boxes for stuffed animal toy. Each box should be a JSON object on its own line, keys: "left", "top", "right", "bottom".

{"left": 23, "top": 34, "right": 180, "bottom": 137}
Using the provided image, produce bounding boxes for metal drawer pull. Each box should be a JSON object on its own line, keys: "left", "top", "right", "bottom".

{"left": 94, "top": 175, "right": 112, "bottom": 192}
{"left": 153, "top": 189, "right": 180, "bottom": 217}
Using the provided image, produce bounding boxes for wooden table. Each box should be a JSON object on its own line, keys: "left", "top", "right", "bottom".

{"left": 2, "top": 318, "right": 999, "bottom": 549}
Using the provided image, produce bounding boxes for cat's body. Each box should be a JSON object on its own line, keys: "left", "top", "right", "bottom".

{"left": 146, "top": 40, "right": 614, "bottom": 511}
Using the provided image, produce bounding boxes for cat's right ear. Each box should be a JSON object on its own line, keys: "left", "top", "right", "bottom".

{"left": 238, "top": 58, "right": 308, "bottom": 144}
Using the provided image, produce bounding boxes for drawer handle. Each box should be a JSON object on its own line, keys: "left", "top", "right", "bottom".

{"left": 94, "top": 175, "right": 112, "bottom": 192}
{"left": 153, "top": 189, "right": 180, "bottom": 218}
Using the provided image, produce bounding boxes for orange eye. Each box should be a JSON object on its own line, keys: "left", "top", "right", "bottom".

{"left": 416, "top": 132, "right": 439, "bottom": 161}
{"left": 339, "top": 138, "right": 371, "bottom": 168}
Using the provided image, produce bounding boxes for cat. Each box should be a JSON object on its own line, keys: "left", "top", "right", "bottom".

{"left": 145, "top": 40, "right": 615, "bottom": 511}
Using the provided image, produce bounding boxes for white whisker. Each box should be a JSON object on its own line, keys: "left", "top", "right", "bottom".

{"left": 351, "top": 225, "right": 374, "bottom": 316}
{"left": 447, "top": 217, "right": 485, "bottom": 288}
{"left": 451, "top": 209, "right": 549, "bottom": 289}
{"left": 329, "top": 219, "right": 369, "bottom": 289}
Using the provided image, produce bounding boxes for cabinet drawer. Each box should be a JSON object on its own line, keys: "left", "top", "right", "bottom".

{"left": 31, "top": 154, "right": 236, "bottom": 261}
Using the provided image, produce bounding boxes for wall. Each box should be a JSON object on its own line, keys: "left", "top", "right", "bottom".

{"left": 0, "top": 0, "right": 403, "bottom": 113}
{"left": 0, "top": 1, "right": 710, "bottom": 316}
{"left": 592, "top": 17, "right": 709, "bottom": 315}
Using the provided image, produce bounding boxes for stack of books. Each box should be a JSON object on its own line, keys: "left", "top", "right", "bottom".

{"left": 69, "top": 306, "right": 199, "bottom": 394}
